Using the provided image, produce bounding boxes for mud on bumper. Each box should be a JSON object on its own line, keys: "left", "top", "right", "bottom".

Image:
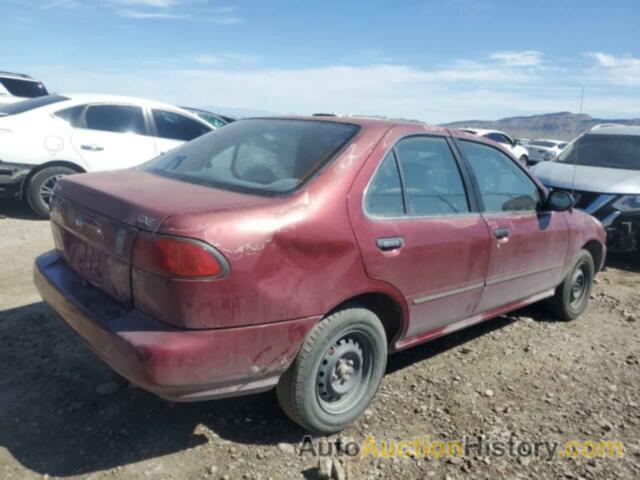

{"left": 34, "top": 251, "right": 319, "bottom": 401}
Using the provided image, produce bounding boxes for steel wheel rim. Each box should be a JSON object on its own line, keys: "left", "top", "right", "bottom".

{"left": 39, "top": 174, "right": 64, "bottom": 206}
{"left": 316, "top": 330, "right": 374, "bottom": 415}
{"left": 569, "top": 264, "right": 588, "bottom": 309}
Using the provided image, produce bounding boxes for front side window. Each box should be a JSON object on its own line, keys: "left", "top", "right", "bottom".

{"left": 486, "top": 132, "right": 512, "bottom": 145}
{"left": 365, "top": 152, "right": 404, "bottom": 217}
{"left": 152, "top": 109, "right": 211, "bottom": 141}
{"left": 0, "top": 78, "right": 48, "bottom": 98}
{"left": 459, "top": 140, "right": 540, "bottom": 213}
{"left": 395, "top": 137, "right": 470, "bottom": 216}
{"left": 555, "top": 134, "right": 640, "bottom": 171}
{"left": 84, "top": 105, "right": 145, "bottom": 135}
{"left": 142, "top": 119, "right": 359, "bottom": 195}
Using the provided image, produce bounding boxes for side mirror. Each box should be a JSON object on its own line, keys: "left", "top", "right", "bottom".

{"left": 546, "top": 190, "right": 574, "bottom": 212}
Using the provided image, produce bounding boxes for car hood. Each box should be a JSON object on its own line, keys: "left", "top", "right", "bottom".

{"left": 532, "top": 161, "right": 640, "bottom": 194}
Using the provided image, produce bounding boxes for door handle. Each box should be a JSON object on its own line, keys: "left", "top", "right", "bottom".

{"left": 376, "top": 237, "right": 405, "bottom": 251}
{"left": 81, "top": 144, "right": 104, "bottom": 151}
{"left": 494, "top": 228, "right": 511, "bottom": 239}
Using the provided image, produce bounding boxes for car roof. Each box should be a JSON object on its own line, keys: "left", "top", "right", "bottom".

{"left": 0, "top": 71, "right": 41, "bottom": 82}
{"left": 589, "top": 125, "right": 640, "bottom": 136}
{"left": 459, "top": 127, "right": 507, "bottom": 136}
{"left": 60, "top": 93, "right": 200, "bottom": 114}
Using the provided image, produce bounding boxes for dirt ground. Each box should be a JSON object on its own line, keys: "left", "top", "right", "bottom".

{"left": 1, "top": 199, "right": 639, "bottom": 480}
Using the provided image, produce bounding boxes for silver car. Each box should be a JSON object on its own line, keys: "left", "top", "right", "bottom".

{"left": 532, "top": 125, "right": 640, "bottom": 253}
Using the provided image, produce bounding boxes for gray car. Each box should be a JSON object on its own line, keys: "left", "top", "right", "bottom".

{"left": 532, "top": 125, "right": 640, "bottom": 253}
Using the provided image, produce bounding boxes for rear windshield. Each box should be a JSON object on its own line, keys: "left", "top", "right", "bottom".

{"left": 0, "top": 78, "right": 48, "bottom": 98}
{"left": 141, "top": 118, "right": 360, "bottom": 195}
{"left": 0, "top": 94, "right": 68, "bottom": 116}
{"left": 555, "top": 134, "right": 640, "bottom": 170}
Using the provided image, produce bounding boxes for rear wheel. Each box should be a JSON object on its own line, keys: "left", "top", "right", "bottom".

{"left": 26, "top": 166, "right": 76, "bottom": 218}
{"left": 547, "top": 249, "right": 595, "bottom": 320}
{"left": 276, "top": 307, "right": 387, "bottom": 434}
{"left": 519, "top": 155, "right": 528, "bottom": 167}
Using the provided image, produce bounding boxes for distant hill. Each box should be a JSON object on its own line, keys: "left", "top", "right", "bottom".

{"left": 442, "top": 112, "right": 640, "bottom": 141}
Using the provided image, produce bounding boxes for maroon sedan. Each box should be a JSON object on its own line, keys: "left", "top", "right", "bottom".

{"left": 35, "top": 117, "right": 606, "bottom": 433}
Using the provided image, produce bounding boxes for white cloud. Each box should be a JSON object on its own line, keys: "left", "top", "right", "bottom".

{"left": 43, "top": 0, "right": 80, "bottom": 8}
{"left": 112, "top": 0, "right": 179, "bottom": 7}
{"left": 12, "top": 50, "right": 639, "bottom": 123}
{"left": 117, "top": 8, "right": 187, "bottom": 19}
{"left": 586, "top": 52, "right": 640, "bottom": 86}
{"left": 490, "top": 50, "right": 543, "bottom": 67}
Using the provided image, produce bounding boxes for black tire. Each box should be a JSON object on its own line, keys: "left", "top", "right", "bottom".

{"left": 276, "top": 307, "right": 387, "bottom": 434}
{"left": 519, "top": 155, "right": 528, "bottom": 167}
{"left": 547, "top": 249, "right": 595, "bottom": 321}
{"left": 26, "top": 166, "right": 76, "bottom": 218}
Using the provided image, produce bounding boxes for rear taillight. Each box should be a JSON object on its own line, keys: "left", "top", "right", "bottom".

{"left": 132, "top": 232, "right": 228, "bottom": 278}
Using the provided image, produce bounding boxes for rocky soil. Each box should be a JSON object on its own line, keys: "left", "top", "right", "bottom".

{"left": 1, "top": 199, "right": 638, "bottom": 480}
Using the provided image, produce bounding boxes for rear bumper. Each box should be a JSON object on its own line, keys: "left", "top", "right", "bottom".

{"left": 34, "top": 251, "right": 319, "bottom": 401}
{"left": 0, "top": 161, "right": 32, "bottom": 198}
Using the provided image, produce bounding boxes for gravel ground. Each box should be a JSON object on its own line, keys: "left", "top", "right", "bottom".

{"left": 1, "top": 199, "right": 639, "bottom": 480}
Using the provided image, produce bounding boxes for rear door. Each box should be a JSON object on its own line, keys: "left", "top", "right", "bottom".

{"left": 70, "top": 103, "right": 157, "bottom": 171}
{"left": 149, "top": 109, "right": 212, "bottom": 155}
{"left": 455, "top": 138, "right": 569, "bottom": 311}
{"left": 349, "top": 129, "right": 492, "bottom": 340}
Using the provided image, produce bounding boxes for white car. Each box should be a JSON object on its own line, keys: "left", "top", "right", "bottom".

{"left": 0, "top": 71, "right": 49, "bottom": 105}
{"left": 526, "top": 139, "right": 568, "bottom": 165}
{"left": 0, "top": 93, "right": 214, "bottom": 217}
{"left": 460, "top": 128, "right": 530, "bottom": 165}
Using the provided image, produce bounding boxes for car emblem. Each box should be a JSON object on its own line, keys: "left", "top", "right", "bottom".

{"left": 75, "top": 216, "right": 85, "bottom": 228}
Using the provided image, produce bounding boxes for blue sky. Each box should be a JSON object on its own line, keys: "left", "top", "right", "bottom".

{"left": 1, "top": 0, "right": 639, "bottom": 122}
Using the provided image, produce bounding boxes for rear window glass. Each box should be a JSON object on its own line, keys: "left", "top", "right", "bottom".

{"left": 141, "top": 119, "right": 359, "bottom": 195}
{"left": 0, "top": 95, "right": 68, "bottom": 116}
{"left": 556, "top": 134, "right": 640, "bottom": 171}
{"left": 0, "top": 78, "right": 48, "bottom": 98}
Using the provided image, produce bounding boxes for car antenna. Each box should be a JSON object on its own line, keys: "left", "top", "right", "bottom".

{"left": 570, "top": 86, "right": 585, "bottom": 201}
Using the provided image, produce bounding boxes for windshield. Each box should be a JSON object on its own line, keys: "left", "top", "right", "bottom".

{"left": 0, "top": 78, "right": 48, "bottom": 98}
{"left": 0, "top": 94, "right": 68, "bottom": 116}
{"left": 555, "top": 134, "right": 640, "bottom": 170}
{"left": 141, "top": 118, "right": 360, "bottom": 195}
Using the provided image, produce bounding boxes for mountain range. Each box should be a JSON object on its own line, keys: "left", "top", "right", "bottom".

{"left": 442, "top": 112, "right": 640, "bottom": 141}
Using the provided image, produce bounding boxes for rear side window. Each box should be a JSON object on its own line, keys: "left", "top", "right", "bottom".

{"left": 0, "top": 78, "right": 48, "bottom": 98}
{"left": 84, "top": 105, "right": 145, "bottom": 135}
{"left": 459, "top": 140, "right": 540, "bottom": 212}
{"left": 0, "top": 95, "right": 68, "bottom": 116}
{"left": 152, "top": 109, "right": 211, "bottom": 141}
{"left": 366, "top": 152, "right": 405, "bottom": 217}
{"left": 395, "top": 137, "right": 470, "bottom": 216}
{"left": 486, "top": 132, "right": 512, "bottom": 145}
{"left": 142, "top": 119, "right": 359, "bottom": 195}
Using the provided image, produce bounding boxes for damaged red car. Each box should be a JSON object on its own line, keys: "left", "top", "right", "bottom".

{"left": 35, "top": 116, "right": 606, "bottom": 433}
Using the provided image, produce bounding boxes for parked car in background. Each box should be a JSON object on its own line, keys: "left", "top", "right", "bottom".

{"left": 35, "top": 116, "right": 605, "bottom": 434}
{"left": 182, "top": 106, "right": 235, "bottom": 129}
{"left": 0, "top": 71, "right": 48, "bottom": 105}
{"left": 460, "top": 128, "right": 530, "bottom": 165}
{"left": 526, "top": 139, "right": 568, "bottom": 165}
{"left": 0, "top": 93, "right": 213, "bottom": 217}
{"left": 532, "top": 125, "right": 640, "bottom": 253}
{"left": 515, "top": 138, "right": 530, "bottom": 146}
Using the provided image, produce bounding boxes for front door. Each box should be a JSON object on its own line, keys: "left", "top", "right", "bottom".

{"left": 455, "top": 139, "right": 569, "bottom": 312}
{"left": 350, "top": 132, "right": 492, "bottom": 340}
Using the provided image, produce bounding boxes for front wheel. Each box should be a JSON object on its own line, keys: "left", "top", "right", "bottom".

{"left": 547, "top": 249, "right": 595, "bottom": 321}
{"left": 519, "top": 155, "right": 529, "bottom": 167}
{"left": 26, "top": 166, "right": 76, "bottom": 218}
{"left": 276, "top": 307, "right": 387, "bottom": 434}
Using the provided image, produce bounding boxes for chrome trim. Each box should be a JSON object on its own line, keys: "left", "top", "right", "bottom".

{"left": 486, "top": 265, "right": 560, "bottom": 286}
{"left": 413, "top": 282, "right": 484, "bottom": 305}
{"left": 585, "top": 194, "right": 616, "bottom": 214}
